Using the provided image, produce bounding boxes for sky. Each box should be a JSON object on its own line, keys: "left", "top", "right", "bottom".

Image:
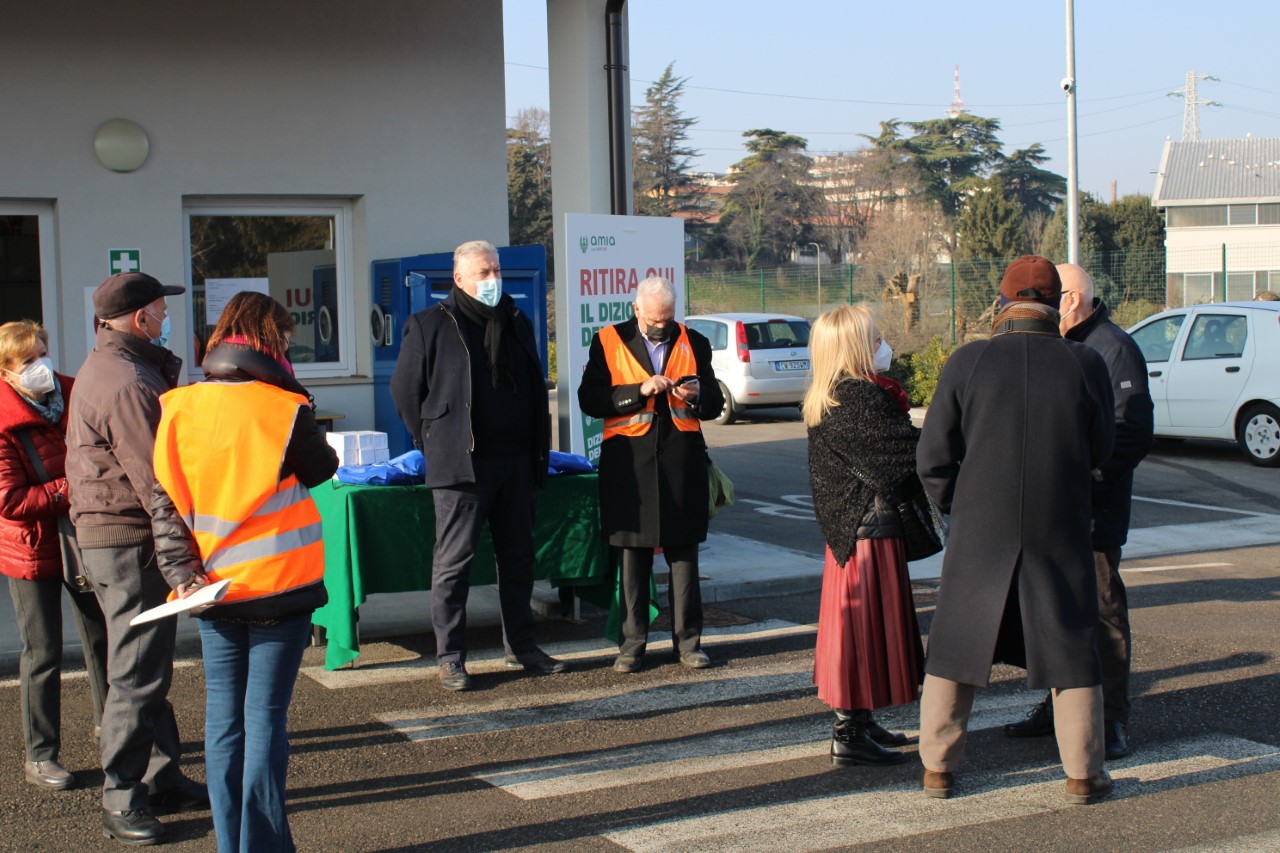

{"left": 503, "top": 0, "right": 1280, "bottom": 201}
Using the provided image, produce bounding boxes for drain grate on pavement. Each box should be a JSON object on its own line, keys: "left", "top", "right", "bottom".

{"left": 650, "top": 605, "right": 756, "bottom": 631}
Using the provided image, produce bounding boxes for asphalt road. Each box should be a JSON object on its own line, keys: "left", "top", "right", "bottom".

{"left": 703, "top": 405, "right": 1280, "bottom": 561}
{"left": 3, "top": 410, "right": 1279, "bottom": 851}
{"left": 3, "top": 540, "right": 1276, "bottom": 851}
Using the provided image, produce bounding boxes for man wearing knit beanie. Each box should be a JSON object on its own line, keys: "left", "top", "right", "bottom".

{"left": 914, "top": 254, "right": 1117, "bottom": 804}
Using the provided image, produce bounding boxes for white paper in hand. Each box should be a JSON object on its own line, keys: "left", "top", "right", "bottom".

{"left": 129, "top": 578, "right": 232, "bottom": 626}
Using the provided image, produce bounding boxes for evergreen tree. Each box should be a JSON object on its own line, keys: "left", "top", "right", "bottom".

{"left": 632, "top": 63, "right": 702, "bottom": 218}
{"left": 875, "top": 114, "right": 1006, "bottom": 220}
{"left": 956, "top": 177, "right": 1027, "bottom": 260}
{"left": 996, "top": 143, "right": 1067, "bottom": 221}
{"left": 718, "top": 129, "right": 824, "bottom": 269}
{"left": 506, "top": 108, "right": 553, "bottom": 266}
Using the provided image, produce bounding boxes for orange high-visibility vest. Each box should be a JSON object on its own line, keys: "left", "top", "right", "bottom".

{"left": 154, "top": 381, "right": 324, "bottom": 604}
{"left": 599, "top": 323, "right": 701, "bottom": 440}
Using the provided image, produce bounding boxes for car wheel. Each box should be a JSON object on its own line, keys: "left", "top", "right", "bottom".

{"left": 713, "top": 381, "right": 737, "bottom": 425}
{"left": 1236, "top": 403, "right": 1280, "bottom": 467}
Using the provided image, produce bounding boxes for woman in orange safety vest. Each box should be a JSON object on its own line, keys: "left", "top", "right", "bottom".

{"left": 153, "top": 291, "right": 337, "bottom": 853}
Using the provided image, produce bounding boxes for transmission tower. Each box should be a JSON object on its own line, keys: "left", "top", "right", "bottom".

{"left": 1169, "top": 71, "right": 1221, "bottom": 141}
{"left": 946, "top": 65, "right": 965, "bottom": 118}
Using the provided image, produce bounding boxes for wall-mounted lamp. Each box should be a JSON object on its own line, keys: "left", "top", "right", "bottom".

{"left": 93, "top": 119, "right": 150, "bottom": 172}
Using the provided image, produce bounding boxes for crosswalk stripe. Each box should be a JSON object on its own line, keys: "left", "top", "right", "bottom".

{"left": 1170, "top": 828, "right": 1280, "bottom": 852}
{"left": 601, "top": 735, "right": 1280, "bottom": 852}
{"left": 467, "top": 689, "right": 1049, "bottom": 800}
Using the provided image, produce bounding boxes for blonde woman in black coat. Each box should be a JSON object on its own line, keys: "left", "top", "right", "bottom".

{"left": 805, "top": 305, "right": 924, "bottom": 766}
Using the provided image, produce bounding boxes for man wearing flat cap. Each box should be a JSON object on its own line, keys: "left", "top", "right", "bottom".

{"left": 66, "top": 272, "right": 209, "bottom": 845}
{"left": 915, "top": 255, "right": 1118, "bottom": 805}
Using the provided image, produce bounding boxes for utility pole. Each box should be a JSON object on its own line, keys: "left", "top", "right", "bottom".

{"left": 1169, "top": 71, "right": 1221, "bottom": 141}
{"left": 1064, "top": 0, "right": 1080, "bottom": 265}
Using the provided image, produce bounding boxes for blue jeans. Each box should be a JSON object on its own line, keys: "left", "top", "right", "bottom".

{"left": 199, "top": 614, "right": 311, "bottom": 853}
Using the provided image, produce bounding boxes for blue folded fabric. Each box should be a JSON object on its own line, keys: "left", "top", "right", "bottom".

{"left": 547, "top": 450, "right": 596, "bottom": 476}
{"left": 335, "top": 449, "right": 426, "bottom": 486}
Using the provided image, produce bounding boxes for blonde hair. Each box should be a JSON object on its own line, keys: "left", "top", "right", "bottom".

{"left": 802, "top": 305, "right": 878, "bottom": 427}
{"left": 0, "top": 321, "right": 49, "bottom": 371}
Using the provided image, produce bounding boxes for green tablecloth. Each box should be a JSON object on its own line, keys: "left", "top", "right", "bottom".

{"left": 310, "top": 473, "right": 613, "bottom": 670}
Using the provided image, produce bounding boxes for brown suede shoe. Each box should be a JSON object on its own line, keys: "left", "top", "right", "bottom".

{"left": 922, "top": 769, "right": 954, "bottom": 799}
{"left": 1065, "top": 770, "right": 1113, "bottom": 805}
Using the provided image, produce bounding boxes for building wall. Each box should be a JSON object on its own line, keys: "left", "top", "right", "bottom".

{"left": 1165, "top": 224, "right": 1280, "bottom": 304}
{"left": 0, "top": 0, "right": 509, "bottom": 424}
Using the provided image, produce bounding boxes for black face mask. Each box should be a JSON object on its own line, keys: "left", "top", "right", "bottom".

{"left": 643, "top": 322, "right": 674, "bottom": 344}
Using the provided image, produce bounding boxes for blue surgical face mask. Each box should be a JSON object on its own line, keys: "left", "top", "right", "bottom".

{"left": 147, "top": 310, "right": 171, "bottom": 349}
{"left": 473, "top": 277, "right": 502, "bottom": 308}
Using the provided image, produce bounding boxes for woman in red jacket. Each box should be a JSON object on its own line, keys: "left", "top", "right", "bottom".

{"left": 0, "top": 321, "right": 108, "bottom": 790}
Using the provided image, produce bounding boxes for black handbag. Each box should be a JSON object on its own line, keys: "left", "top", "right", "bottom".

{"left": 849, "top": 457, "right": 946, "bottom": 563}
{"left": 16, "top": 428, "right": 93, "bottom": 593}
{"left": 889, "top": 479, "right": 946, "bottom": 562}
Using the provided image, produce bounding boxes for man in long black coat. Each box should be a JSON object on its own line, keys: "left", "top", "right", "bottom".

{"left": 916, "top": 256, "right": 1117, "bottom": 805}
{"left": 391, "top": 239, "right": 562, "bottom": 692}
{"left": 577, "top": 276, "right": 723, "bottom": 673}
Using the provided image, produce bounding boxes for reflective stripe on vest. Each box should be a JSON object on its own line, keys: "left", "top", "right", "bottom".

{"left": 598, "top": 323, "right": 701, "bottom": 440}
{"left": 155, "top": 381, "right": 326, "bottom": 604}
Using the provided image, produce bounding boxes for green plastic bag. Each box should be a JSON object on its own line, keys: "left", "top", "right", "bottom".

{"left": 708, "top": 459, "right": 735, "bottom": 518}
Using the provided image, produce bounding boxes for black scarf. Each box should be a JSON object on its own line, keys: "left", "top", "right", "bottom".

{"left": 455, "top": 288, "right": 516, "bottom": 392}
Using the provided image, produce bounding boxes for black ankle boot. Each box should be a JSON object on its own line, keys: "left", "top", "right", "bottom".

{"left": 831, "top": 709, "right": 907, "bottom": 767}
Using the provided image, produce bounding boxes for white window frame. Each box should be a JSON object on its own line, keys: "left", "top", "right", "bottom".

{"left": 182, "top": 198, "right": 356, "bottom": 380}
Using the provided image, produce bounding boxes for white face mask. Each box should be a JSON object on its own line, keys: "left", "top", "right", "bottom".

{"left": 873, "top": 339, "right": 893, "bottom": 373}
{"left": 473, "top": 277, "right": 503, "bottom": 308}
{"left": 6, "top": 357, "right": 55, "bottom": 396}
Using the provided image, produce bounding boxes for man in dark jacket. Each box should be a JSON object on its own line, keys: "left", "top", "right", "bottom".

{"left": 1003, "top": 264, "right": 1154, "bottom": 760}
{"left": 916, "top": 256, "right": 1116, "bottom": 805}
{"left": 391, "top": 240, "right": 561, "bottom": 692}
{"left": 65, "top": 272, "right": 208, "bottom": 846}
{"left": 577, "top": 276, "right": 724, "bottom": 673}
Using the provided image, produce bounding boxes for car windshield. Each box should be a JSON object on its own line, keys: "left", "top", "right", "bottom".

{"left": 743, "top": 320, "right": 809, "bottom": 350}
{"left": 1131, "top": 314, "right": 1185, "bottom": 363}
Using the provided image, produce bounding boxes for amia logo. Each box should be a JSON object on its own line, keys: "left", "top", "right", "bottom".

{"left": 580, "top": 234, "right": 618, "bottom": 253}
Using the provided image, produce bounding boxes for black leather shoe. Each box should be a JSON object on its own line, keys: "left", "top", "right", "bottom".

{"left": 438, "top": 661, "right": 472, "bottom": 691}
{"left": 1104, "top": 720, "right": 1132, "bottom": 760}
{"left": 1003, "top": 694, "right": 1054, "bottom": 738}
{"left": 148, "top": 778, "right": 209, "bottom": 815}
{"left": 675, "top": 649, "right": 712, "bottom": 669}
{"left": 24, "top": 759, "right": 76, "bottom": 790}
{"left": 505, "top": 648, "right": 568, "bottom": 673}
{"left": 102, "top": 808, "right": 165, "bottom": 846}
{"left": 612, "top": 654, "right": 642, "bottom": 673}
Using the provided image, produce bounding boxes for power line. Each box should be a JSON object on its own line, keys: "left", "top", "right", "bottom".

{"left": 506, "top": 62, "right": 1179, "bottom": 110}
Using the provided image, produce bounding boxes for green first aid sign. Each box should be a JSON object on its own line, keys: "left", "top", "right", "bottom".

{"left": 109, "top": 249, "right": 141, "bottom": 275}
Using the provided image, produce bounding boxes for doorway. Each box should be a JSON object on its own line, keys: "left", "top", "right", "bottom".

{"left": 0, "top": 215, "right": 43, "bottom": 324}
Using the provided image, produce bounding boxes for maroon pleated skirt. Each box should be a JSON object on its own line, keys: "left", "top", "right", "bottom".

{"left": 813, "top": 537, "right": 924, "bottom": 711}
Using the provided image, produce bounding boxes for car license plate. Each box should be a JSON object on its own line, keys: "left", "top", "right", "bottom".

{"left": 775, "top": 359, "right": 810, "bottom": 371}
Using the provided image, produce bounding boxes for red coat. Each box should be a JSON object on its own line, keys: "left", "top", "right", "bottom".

{"left": 0, "top": 374, "right": 73, "bottom": 581}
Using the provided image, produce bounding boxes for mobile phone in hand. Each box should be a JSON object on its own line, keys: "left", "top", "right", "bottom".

{"left": 676, "top": 374, "right": 698, "bottom": 385}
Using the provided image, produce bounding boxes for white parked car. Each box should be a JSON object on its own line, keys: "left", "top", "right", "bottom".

{"left": 684, "top": 312, "right": 811, "bottom": 424}
{"left": 1127, "top": 300, "right": 1280, "bottom": 466}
